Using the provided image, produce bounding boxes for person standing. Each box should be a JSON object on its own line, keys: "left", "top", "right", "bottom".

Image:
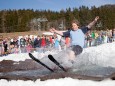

{"left": 0, "top": 35, "right": 3, "bottom": 56}
{"left": 34, "top": 35, "right": 41, "bottom": 52}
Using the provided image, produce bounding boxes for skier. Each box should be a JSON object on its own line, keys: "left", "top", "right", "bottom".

{"left": 50, "top": 16, "right": 99, "bottom": 61}
{"left": 29, "top": 16, "right": 100, "bottom": 72}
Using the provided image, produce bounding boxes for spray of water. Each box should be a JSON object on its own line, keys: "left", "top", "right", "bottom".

{"left": 0, "top": 42, "right": 115, "bottom": 77}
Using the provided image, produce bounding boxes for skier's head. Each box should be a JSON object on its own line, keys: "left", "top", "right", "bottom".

{"left": 71, "top": 19, "right": 80, "bottom": 30}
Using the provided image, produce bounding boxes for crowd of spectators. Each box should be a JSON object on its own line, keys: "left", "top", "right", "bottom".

{"left": 0, "top": 29, "right": 115, "bottom": 57}
{"left": 0, "top": 34, "right": 62, "bottom": 56}
{"left": 84, "top": 29, "right": 115, "bottom": 47}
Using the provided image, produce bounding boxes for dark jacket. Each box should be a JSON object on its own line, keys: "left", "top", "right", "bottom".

{"left": 34, "top": 38, "right": 41, "bottom": 48}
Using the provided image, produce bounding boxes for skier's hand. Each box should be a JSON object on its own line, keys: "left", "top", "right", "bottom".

{"left": 94, "top": 16, "right": 99, "bottom": 21}
{"left": 49, "top": 28, "right": 54, "bottom": 33}
{"left": 49, "top": 28, "right": 56, "bottom": 33}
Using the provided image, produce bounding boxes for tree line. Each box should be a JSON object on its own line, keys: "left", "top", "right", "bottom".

{"left": 0, "top": 4, "right": 114, "bottom": 33}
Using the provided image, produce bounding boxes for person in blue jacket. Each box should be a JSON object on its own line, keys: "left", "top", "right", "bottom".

{"left": 50, "top": 16, "right": 99, "bottom": 60}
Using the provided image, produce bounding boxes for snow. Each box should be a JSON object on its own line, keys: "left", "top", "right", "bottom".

{"left": 0, "top": 78, "right": 115, "bottom": 86}
{"left": 0, "top": 42, "right": 115, "bottom": 86}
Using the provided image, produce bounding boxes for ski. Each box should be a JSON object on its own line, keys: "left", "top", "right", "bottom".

{"left": 28, "top": 53, "right": 54, "bottom": 72}
{"left": 48, "top": 54, "right": 67, "bottom": 72}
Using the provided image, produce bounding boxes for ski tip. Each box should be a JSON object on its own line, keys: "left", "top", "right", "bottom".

{"left": 48, "top": 54, "right": 55, "bottom": 61}
{"left": 48, "top": 54, "right": 53, "bottom": 58}
{"left": 29, "top": 53, "right": 32, "bottom": 56}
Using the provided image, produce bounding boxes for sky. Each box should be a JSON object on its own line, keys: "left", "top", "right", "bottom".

{"left": 0, "top": 0, "right": 115, "bottom": 11}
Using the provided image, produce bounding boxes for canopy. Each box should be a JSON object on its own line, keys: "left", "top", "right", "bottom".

{"left": 42, "top": 32, "right": 54, "bottom": 35}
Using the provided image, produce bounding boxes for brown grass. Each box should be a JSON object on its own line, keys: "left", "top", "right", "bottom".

{"left": 0, "top": 31, "right": 45, "bottom": 38}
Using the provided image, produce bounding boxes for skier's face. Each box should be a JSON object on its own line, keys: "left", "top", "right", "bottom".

{"left": 72, "top": 23, "right": 79, "bottom": 30}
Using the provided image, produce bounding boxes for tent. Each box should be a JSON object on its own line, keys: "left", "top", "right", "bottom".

{"left": 42, "top": 32, "right": 54, "bottom": 35}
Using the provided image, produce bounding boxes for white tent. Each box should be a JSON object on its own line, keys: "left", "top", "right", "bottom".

{"left": 43, "top": 32, "right": 62, "bottom": 41}
{"left": 42, "top": 32, "right": 54, "bottom": 35}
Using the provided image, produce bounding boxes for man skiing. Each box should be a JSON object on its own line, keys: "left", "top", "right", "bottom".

{"left": 29, "top": 16, "right": 100, "bottom": 72}
{"left": 50, "top": 16, "right": 99, "bottom": 61}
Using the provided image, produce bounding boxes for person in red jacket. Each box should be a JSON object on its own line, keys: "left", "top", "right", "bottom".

{"left": 41, "top": 35, "right": 46, "bottom": 47}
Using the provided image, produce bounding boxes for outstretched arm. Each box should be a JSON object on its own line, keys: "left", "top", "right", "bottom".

{"left": 49, "top": 28, "right": 63, "bottom": 36}
{"left": 87, "top": 16, "right": 99, "bottom": 29}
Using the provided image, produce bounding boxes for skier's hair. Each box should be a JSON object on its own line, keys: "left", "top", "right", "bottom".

{"left": 71, "top": 19, "right": 80, "bottom": 26}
